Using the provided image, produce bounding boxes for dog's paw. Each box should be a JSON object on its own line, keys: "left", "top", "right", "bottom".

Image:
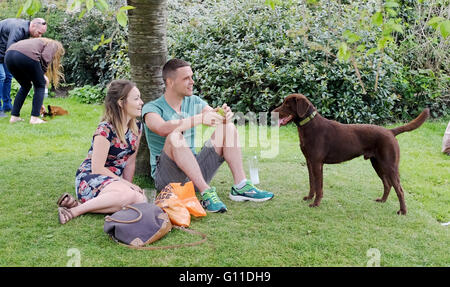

{"left": 375, "top": 198, "right": 386, "bottom": 203}
{"left": 303, "top": 196, "right": 313, "bottom": 201}
{"left": 397, "top": 209, "right": 407, "bottom": 215}
{"left": 308, "top": 203, "right": 320, "bottom": 208}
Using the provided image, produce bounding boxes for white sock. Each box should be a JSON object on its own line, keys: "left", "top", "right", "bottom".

{"left": 234, "top": 179, "right": 247, "bottom": 190}
{"left": 200, "top": 186, "right": 213, "bottom": 196}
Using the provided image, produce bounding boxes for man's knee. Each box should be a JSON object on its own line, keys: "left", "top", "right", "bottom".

{"left": 216, "top": 122, "right": 239, "bottom": 148}
{"left": 225, "top": 122, "right": 238, "bottom": 134}
{"left": 166, "top": 130, "right": 187, "bottom": 149}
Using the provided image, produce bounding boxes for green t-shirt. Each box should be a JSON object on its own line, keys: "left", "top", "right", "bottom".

{"left": 142, "top": 95, "right": 208, "bottom": 178}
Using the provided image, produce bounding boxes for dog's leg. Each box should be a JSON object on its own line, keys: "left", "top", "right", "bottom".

{"left": 376, "top": 178, "right": 391, "bottom": 203}
{"left": 309, "top": 162, "right": 323, "bottom": 207}
{"left": 391, "top": 176, "right": 407, "bottom": 215}
{"left": 304, "top": 160, "right": 315, "bottom": 201}
{"left": 370, "top": 158, "right": 392, "bottom": 202}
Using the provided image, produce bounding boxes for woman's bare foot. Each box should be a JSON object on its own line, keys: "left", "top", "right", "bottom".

{"left": 30, "top": 116, "right": 46, "bottom": 124}
{"left": 9, "top": 116, "right": 24, "bottom": 123}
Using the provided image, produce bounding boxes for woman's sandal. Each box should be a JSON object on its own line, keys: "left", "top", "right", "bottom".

{"left": 58, "top": 207, "right": 74, "bottom": 225}
{"left": 57, "top": 193, "right": 80, "bottom": 208}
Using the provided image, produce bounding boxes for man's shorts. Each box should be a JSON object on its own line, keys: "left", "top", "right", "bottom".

{"left": 154, "top": 139, "right": 225, "bottom": 192}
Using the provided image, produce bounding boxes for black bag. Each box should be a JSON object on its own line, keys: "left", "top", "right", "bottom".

{"left": 104, "top": 203, "right": 207, "bottom": 250}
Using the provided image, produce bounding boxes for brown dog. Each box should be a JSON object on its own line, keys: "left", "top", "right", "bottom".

{"left": 273, "top": 94, "right": 429, "bottom": 215}
{"left": 42, "top": 105, "right": 69, "bottom": 117}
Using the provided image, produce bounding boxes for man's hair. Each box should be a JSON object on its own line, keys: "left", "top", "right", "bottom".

{"left": 30, "top": 18, "right": 47, "bottom": 26}
{"left": 162, "top": 58, "right": 190, "bottom": 83}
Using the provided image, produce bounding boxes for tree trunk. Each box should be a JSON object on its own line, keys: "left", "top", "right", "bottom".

{"left": 127, "top": 0, "right": 167, "bottom": 177}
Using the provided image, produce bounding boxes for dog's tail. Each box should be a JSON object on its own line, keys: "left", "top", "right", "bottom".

{"left": 390, "top": 108, "right": 430, "bottom": 136}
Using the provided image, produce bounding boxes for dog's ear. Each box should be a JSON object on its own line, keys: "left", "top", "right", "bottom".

{"left": 295, "top": 95, "right": 310, "bottom": 118}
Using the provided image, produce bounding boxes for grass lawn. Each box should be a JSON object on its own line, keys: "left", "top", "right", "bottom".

{"left": 0, "top": 97, "right": 448, "bottom": 266}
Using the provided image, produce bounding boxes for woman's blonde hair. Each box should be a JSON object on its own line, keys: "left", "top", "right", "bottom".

{"left": 39, "top": 37, "right": 65, "bottom": 88}
{"left": 102, "top": 80, "right": 139, "bottom": 144}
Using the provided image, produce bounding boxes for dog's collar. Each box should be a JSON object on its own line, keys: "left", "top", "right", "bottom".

{"left": 295, "top": 110, "right": 317, "bottom": 127}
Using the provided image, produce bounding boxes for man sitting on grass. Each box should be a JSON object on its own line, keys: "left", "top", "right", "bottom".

{"left": 142, "top": 58, "right": 274, "bottom": 213}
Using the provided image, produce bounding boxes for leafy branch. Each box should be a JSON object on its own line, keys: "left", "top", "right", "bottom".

{"left": 427, "top": 16, "right": 450, "bottom": 38}
{"left": 337, "top": 0, "right": 404, "bottom": 93}
{"left": 16, "top": 0, "right": 135, "bottom": 51}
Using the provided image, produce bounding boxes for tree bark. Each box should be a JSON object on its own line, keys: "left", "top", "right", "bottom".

{"left": 127, "top": 0, "right": 167, "bottom": 177}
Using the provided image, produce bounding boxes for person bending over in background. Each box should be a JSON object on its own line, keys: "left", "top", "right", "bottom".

{"left": 0, "top": 18, "right": 47, "bottom": 118}
{"left": 5, "top": 37, "right": 64, "bottom": 124}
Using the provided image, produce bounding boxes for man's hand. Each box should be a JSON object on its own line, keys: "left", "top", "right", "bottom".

{"left": 202, "top": 109, "right": 224, "bottom": 126}
{"left": 217, "top": 103, "right": 234, "bottom": 123}
{"left": 201, "top": 103, "right": 233, "bottom": 126}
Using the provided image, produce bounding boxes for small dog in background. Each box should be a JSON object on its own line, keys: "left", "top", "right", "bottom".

{"left": 40, "top": 105, "right": 69, "bottom": 117}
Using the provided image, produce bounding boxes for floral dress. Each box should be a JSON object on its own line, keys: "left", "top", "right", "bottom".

{"left": 75, "top": 121, "right": 142, "bottom": 203}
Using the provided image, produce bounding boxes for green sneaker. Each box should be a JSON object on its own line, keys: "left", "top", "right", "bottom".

{"left": 229, "top": 180, "right": 274, "bottom": 202}
{"left": 201, "top": 187, "right": 227, "bottom": 213}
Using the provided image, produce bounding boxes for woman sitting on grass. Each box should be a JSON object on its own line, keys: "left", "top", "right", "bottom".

{"left": 57, "top": 79, "right": 147, "bottom": 224}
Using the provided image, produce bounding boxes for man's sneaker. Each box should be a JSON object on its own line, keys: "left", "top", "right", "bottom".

{"left": 229, "top": 180, "right": 274, "bottom": 202}
{"left": 201, "top": 187, "right": 227, "bottom": 213}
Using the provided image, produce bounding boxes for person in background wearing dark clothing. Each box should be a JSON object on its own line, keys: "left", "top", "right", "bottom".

{"left": 5, "top": 37, "right": 64, "bottom": 124}
{"left": 0, "top": 18, "right": 47, "bottom": 118}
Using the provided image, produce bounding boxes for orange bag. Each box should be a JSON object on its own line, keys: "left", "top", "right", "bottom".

{"left": 170, "top": 181, "right": 206, "bottom": 218}
{"left": 155, "top": 184, "right": 191, "bottom": 227}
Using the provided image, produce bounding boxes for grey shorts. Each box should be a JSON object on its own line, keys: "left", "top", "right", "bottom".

{"left": 154, "top": 139, "right": 225, "bottom": 192}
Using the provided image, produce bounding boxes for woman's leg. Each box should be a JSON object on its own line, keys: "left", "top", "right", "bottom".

{"left": 10, "top": 83, "right": 31, "bottom": 119}
{"left": 63, "top": 181, "right": 147, "bottom": 222}
{"left": 29, "top": 59, "right": 47, "bottom": 123}
{"left": 30, "top": 69, "right": 46, "bottom": 117}
{"left": 5, "top": 51, "right": 33, "bottom": 119}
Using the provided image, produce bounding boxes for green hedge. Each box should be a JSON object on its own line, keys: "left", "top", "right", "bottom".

{"left": 68, "top": 84, "right": 105, "bottom": 104}
{"left": 168, "top": 0, "right": 448, "bottom": 123}
{"left": 2, "top": 0, "right": 447, "bottom": 123}
{"left": 32, "top": 7, "right": 130, "bottom": 87}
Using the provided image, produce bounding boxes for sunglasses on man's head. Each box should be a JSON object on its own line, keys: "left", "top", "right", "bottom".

{"left": 38, "top": 21, "right": 47, "bottom": 25}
